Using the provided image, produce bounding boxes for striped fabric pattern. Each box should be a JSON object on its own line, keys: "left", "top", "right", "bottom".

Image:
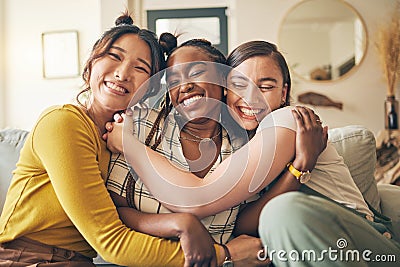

{"left": 106, "top": 106, "right": 240, "bottom": 244}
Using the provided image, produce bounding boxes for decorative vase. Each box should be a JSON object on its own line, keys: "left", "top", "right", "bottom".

{"left": 385, "top": 95, "right": 399, "bottom": 130}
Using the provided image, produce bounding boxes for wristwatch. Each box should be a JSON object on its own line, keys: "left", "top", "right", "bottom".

{"left": 286, "top": 162, "right": 311, "bottom": 184}
{"left": 221, "top": 244, "right": 234, "bottom": 267}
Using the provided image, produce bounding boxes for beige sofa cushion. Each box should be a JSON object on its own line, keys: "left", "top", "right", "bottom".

{"left": 328, "top": 125, "right": 381, "bottom": 212}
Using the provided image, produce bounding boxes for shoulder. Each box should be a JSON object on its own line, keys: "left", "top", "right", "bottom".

{"left": 38, "top": 104, "right": 88, "bottom": 124}
{"left": 257, "top": 107, "right": 297, "bottom": 132}
{"left": 33, "top": 104, "right": 95, "bottom": 138}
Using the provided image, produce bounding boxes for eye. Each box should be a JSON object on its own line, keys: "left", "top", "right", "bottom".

{"left": 108, "top": 52, "right": 121, "bottom": 61}
{"left": 259, "top": 85, "right": 276, "bottom": 91}
{"left": 189, "top": 69, "right": 205, "bottom": 78}
{"left": 135, "top": 66, "right": 150, "bottom": 75}
{"left": 230, "top": 81, "right": 248, "bottom": 90}
{"left": 167, "top": 79, "right": 180, "bottom": 89}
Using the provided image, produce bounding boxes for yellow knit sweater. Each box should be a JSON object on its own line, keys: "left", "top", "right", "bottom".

{"left": 0, "top": 104, "right": 185, "bottom": 266}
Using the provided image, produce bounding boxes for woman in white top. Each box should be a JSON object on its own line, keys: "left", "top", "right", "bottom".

{"left": 225, "top": 40, "right": 400, "bottom": 266}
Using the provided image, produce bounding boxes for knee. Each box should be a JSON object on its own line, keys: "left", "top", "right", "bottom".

{"left": 259, "top": 192, "right": 315, "bottom": 231}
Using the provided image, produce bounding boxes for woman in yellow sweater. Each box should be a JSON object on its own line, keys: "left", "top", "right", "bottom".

{"left": 0, "top": 12, "right": 238, "bottom": 266}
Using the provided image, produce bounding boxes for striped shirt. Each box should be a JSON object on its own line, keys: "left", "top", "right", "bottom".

{"left": 106, "top": 106, "right": 240, "bottom": 244}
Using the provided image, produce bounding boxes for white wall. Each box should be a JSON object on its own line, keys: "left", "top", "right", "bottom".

{"left": 2, "top": 0, "right": 102, "bottom": 130}
{"left": 0, "top": 0, "right": 5, "bottom": 127}
{"left": 229, "top": 0, "right": 399, "bottom": 135}
{"left": 2, "top": 0, "right": 399, "bottom": 135}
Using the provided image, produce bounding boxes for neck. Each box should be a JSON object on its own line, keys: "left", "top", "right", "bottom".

{"left": 182, "top": 119, "right": 221, "bottom": 139}
{"left": 85, "top": 104, "right": 117, "bottom": 136}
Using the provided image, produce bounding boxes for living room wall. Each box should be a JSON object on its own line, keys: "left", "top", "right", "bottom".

{"left": 0, "top": 0, "right": 5, "bottom": 128}
{"left": 1, "top": 0, "right": 102, "bottom": 131}
{"left": 1, "top": 0, "right": 399, "bottom": 135}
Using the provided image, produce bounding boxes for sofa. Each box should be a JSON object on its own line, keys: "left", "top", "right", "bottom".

{"left": 1, "top": 126, "right": 400, "bottom": 260}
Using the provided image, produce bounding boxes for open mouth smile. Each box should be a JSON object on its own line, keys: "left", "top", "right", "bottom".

{"left": 181, "top": 95, "right": 203, "bottom": 107}
{"left": 105, "top": 81, "right": 129, "bottom": 94}
{"left": 238, "top": 106, "right": 263, "bottom": 117}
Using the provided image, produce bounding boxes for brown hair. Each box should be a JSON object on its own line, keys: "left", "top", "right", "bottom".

{"left": 76, "top": 11, "right": 166, "bottom": 107}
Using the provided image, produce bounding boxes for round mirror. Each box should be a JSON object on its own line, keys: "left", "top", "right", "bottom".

{"left": 279, "top": 0, "right": 368, "bottom": 82}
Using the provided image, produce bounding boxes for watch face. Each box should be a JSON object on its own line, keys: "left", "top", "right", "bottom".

{"left": 299, "top": 172, "right": 311, "bottom": 183}
{"left": 222, "top": 261, "right": 234, "bottom": 267}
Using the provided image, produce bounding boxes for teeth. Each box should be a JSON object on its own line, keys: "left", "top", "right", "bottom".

{"left": 106, "top": 82, "right": 127, "bottom": 93}
{"left": 183, "top": 95, "right": 202, "bottom": 106}
{"left": 239, "top": 107, "right": 262, "bottom": 116}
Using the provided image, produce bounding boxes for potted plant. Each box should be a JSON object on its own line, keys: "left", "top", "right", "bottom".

{"left": 376, "top": 2, "right": 400, "bottom": 129}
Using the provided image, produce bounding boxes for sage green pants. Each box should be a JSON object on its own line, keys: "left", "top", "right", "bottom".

{"left": 258, "top": 192, "right": 400, "bottom": 267}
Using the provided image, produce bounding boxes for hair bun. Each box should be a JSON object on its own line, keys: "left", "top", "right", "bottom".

{"left": 115, "top": 13, "right": 134, "bottom": 26}
{"left": 159, "top": 32, "right": 178, "bottom": 56}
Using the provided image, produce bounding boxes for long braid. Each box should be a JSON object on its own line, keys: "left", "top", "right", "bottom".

{"left": 148, "top": 94, "right": 172, "bottom": 150}
{"left": 145, "top": 93, "right": 172, "bottom": 150}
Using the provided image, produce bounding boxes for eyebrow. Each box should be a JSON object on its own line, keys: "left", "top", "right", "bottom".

{"left": 230, "top": 74, "right": 249, "bottom": 82}
{"left": 258, "top": 77, "right": 278, "bottom": 83}
{"left": 230, "top": 75, "right": 278, "bottom": 85}
{"left": 110, "top": 45, "right": 152, "bottom": 71}
{"left": 168, "top": 61, "right": 207, "bottom": 76}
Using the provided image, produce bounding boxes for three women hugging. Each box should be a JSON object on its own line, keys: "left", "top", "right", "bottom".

{"left": 1, "top": 11, "right": 399, "bottom": 267}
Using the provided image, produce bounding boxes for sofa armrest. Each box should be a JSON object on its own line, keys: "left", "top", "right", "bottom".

{"left": 328, "top": 125, "right": 381, "bottom": 212}
{"left": 377, "top": 184, "right": 400, "bottom": 242}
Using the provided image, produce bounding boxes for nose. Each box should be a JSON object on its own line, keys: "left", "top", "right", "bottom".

{"left": 114, "top": 63, "right": 131, "bottom": 82}
{"left": 241, "top": 84, "right": 262, "bottom": 105}
{"left": 179, "top": 82, "right": 194, "bottom": 93}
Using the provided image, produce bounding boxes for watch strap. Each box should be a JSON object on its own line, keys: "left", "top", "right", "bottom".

{"left": 287, "top": 162, "right": 302, "bottom": 178}
{"left": 287, "top": 162, "right": 312, "bottom": 184}
{"left": 221, "top": 244, "right": 232, "bottom": 261}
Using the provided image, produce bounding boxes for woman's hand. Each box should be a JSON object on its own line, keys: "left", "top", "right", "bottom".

{"left": 178, "top": 213, "right": 218, "bottom": 267}
{"left": 225, "top": 235, "right": 271, "bottom": 267}
{"left": 291, "top": 106, "right": 328, "bottom": 171}
{"left": 103, "top": 112, "right": 127, "bottom": 153}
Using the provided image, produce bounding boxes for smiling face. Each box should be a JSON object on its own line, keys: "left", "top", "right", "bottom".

{"left": 89, "top": 33, "right": 152, "bottom": 112}
{"left": 166, "top": 46, "right": 224, "bottom": 123}
{"left": 227, "top": 55, "right": 287, "bottom": 131}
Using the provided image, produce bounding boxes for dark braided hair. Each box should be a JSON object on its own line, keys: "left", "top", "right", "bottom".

{"left": 145, "top": 38, "right": 227, "bottom": 151}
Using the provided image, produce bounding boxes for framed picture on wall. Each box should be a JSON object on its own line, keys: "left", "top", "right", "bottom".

{"left": 147, "top": 8, "right": 228, "bottom": 55}
{"left": 41, "top": 30, "right": 79, "bottom": 79}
